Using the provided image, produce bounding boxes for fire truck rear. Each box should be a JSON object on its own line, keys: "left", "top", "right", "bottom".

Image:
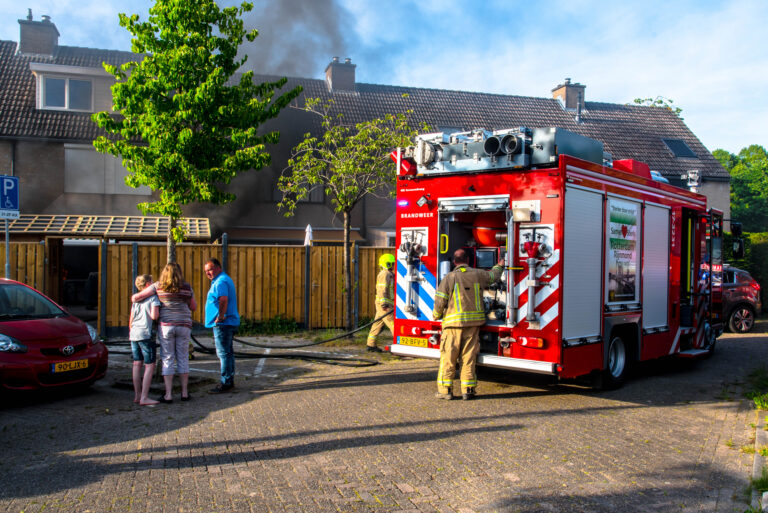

{"left": 389, "top": 127, "right": 723, "bottom": 388}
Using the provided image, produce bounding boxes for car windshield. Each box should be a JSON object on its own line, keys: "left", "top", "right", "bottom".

{"left": 0, "top": 283, "right": 66, "bottom": 320}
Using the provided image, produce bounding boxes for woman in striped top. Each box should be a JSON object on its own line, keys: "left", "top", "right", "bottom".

{"left": 133, "top": 263, "right": 196, "bottom": 402}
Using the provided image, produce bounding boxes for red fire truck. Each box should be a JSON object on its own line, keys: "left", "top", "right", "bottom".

{"left": 389, "top": 127, "right": 723, "bottom": 388}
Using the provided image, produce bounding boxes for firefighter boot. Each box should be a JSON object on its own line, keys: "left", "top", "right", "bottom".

{"left": 435, "top": 392, "right": 453, "bottom": 400}
{"left": 462, "top": 387, "right": 476, "bottom": 401}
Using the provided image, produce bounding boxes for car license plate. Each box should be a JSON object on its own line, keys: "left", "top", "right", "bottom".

{"left": 51, "top": 359, "right": 89, "bottom": 373}
{"left": 399, "top": 336, "right": 428, "bottom": 347}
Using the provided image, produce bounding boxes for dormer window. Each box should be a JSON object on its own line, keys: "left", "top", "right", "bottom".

{"left": 42, "top": 76, "right": 92, "bottom": 111}
{"left": 30, "top": 62, "right": 109, "bottom": 113}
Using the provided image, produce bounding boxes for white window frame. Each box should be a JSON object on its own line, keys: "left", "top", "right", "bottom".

{"left": 30, "top": 63, "right": 109, "bottom": 113}
{"left": 41, "top": 76, "right": 93, "bottom": 111}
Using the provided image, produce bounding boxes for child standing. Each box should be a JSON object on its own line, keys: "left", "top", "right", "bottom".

{"left": 130, "top": 274, "right": 161, "bottom": 406}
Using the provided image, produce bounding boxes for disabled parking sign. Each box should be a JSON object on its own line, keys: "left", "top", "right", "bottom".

{"left": 0, "top": 176, "right": 19, "bottom": 219}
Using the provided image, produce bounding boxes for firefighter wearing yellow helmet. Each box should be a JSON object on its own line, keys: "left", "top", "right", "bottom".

{"left": 366, "top": 253, "right": 396, "bottom": 352}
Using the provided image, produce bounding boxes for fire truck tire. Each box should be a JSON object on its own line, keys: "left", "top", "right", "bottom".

{"left": 728, "top": 304, "right": 756, "bottom": 333}
{"left": 601, "top": 334, "right": 629, "bottom": 390}
{"left": 701, "top": 321, "right": 717, "bottom": 358}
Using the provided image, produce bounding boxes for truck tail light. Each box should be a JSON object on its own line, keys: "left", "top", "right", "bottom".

{"left": 751, "top": 281, "right": 761, "bottom": 292}
{"left": 519, "top": 336, "right": 545, "bottom": 348}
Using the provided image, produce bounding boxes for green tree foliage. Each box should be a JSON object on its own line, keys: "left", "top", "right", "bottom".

{"left": 714, "top": 145, "right": 768, "bottom": 232}
{"left": 279, "top": 97, "right": 424, "bottom": 330}
{"left": 631, "top": 96, "right": 683, "bottom": 119}
{"left": 93, "top": 0, "right": 301, "bottom": 262}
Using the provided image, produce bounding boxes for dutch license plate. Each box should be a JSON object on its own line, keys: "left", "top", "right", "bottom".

{"left": 51, "top": 359, "right": 89, "bottom": 373}
{"left": 399, "top": 336, "right": 428, "bottom": 347}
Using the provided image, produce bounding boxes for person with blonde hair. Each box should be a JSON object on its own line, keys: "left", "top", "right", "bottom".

{"left": 133, "top": 262, "right": 196, "bottom": 403}
{"left": 129, "top": 274, "right": 161, "bottom": 405}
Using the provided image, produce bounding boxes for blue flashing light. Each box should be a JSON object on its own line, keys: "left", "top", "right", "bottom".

{"left": 397, "top": 200, "right": 409, "bottom": 207}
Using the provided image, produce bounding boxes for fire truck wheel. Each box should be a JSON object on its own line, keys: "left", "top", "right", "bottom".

{"left": 603, "top": 334, "right": 628, "bottom": 389}
{"left": 728, "top": 304, "right": 755, "bottom": 333}
{"left": 701, "top": 321, "right": 717, "bottom": 358}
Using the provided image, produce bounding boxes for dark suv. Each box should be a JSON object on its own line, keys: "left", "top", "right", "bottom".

{"left": 721, "top": 266, "right": 762, "bottom": 333}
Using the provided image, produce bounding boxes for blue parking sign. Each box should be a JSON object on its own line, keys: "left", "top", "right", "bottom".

{"left": 0, "top": 176, "right": 19, "bottom": 219}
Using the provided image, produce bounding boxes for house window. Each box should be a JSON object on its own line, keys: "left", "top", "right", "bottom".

{"left": 662, "top": 139, "right": 697, "bottom": 158}
{"left": 42, "top": 76, "right": 92, "bottom": 111}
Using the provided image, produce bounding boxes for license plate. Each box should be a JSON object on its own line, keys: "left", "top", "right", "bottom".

{"left": 51, "top": 359, "right": 89, "bottom": 373}
{"left": 399, "top": 336, "right": 428, "bottom": 347}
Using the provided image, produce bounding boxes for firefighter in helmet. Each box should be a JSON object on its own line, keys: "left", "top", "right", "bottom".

{"left": 433, "top": 248, "right": 504, "bottom": 400}
{"left": 366, "top": 253, "right": 396, "bottom": 352}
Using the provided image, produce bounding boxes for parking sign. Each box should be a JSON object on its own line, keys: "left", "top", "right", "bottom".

{"left": 0, "top": 176, "right": 19, "bottom": 219}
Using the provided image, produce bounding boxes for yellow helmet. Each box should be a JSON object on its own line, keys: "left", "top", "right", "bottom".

{"left": 379, "top": 253, "right": 395, "bottom": 269}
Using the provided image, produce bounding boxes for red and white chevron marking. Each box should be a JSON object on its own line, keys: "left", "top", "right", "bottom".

{"left": 513, "top": 249, "right": 560, "bottom": 330}
{"left": 693, "top": 278, "right": 709, "bottom": 348}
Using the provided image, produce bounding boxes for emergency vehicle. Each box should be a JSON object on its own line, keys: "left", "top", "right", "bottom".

{"left": 389, "top": 127, "right": 723, "bottom": 388}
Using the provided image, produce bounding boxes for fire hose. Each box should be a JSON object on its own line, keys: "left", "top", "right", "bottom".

{"left": 106, "top": 310, "right": 394, "bottom": 367}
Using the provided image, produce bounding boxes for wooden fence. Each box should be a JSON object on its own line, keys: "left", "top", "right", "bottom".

{"left": 0, "top": 242, "right": 47, "bottom": 291}
{"left": 97, "top": 242, "right": 394, "bottom": 334}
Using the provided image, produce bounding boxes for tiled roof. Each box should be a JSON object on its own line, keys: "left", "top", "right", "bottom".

{"left": 0, "top": 40, "right": 135, "bottom": 142}
{"left": 0, "top": 39, "right": 727, "bottom": 180}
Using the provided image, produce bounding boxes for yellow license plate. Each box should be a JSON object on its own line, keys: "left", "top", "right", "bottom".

{"left": 52, "top": 359, "right": 89, "bottom": 373}
{"left": 399, "top": 336, "right": 428, "bottom": 347}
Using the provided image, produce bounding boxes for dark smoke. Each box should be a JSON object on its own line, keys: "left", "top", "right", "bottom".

{"left": 222, "top": 0, "right": 357, "bottom": 78}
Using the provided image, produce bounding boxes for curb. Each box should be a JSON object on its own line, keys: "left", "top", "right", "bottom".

{"left": 753, "top": 410, "right": 768, "bottom": 511}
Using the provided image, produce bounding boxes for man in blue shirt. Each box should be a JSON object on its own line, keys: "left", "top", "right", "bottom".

{"left": 204, "top": 258, "right": 240, "bottom": 393}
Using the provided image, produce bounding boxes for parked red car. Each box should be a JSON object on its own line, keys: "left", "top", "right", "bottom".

{"left": 0, "top": 278, "right": 108, "bottom": 391}
{"left": 722, "top": 266, "right": 762, "bottom": 333}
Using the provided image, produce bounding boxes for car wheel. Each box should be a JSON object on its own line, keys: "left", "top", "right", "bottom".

{"left": 729, "top": 305, "right": 755, "bottom": 333}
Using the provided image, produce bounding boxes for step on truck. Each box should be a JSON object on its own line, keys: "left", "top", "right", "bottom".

{"left": 389, "top": 127, "right": 723, "bottom": 388}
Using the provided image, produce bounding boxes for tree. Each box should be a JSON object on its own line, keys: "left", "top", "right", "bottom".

{"left": 93, "top": 0, "right": 301, "bottom": 263}
{"left": 279, "top": 97, "right": 424, "bottom": 330}
{"left": 714, "top": 145, "right": 768, "bottom": 232}
{"left": 631, "top": 96, "right": 684, "bottom": 119}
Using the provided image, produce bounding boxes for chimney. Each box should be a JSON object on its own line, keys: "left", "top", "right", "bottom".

{"left": 18, "top": 10, "right": 59, "bottom": 56}
{"left": 552, "top": 78, "right": 586, "bottom": 110}
{"left": 325, "top": 57, "right": 356, "bottom": 92}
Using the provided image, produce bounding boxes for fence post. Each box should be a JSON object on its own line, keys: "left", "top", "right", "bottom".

{"left": 132, "top": 243, "right": 138, "bottom": 292}
{"left": 99, "top": 240, "right": 107, "bottom": 338}
{"left": 304, "top": 245, "right": 311, "bottom": 329}
{"left": 222, "top": 232, "right": 228, "bottom": 273}
{"left": 354, "top": 243, "right": 359, "bottom": 328}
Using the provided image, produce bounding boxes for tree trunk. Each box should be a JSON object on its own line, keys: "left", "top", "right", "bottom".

{"left": 167, "top": 217, "right": 177, "bottom": 264}
{"left": 343, "top": 211, "right": 353, "bottom": 332}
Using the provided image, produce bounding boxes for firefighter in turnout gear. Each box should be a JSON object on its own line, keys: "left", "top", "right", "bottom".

{"left": 366, "top": 253, "right": 396, "bottom": 352}
{"left": 433, "top": 249, "right": 504, "bottom": 400}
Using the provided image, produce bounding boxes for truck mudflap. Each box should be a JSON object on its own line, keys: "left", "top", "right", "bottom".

{"left": 389, "top": 345, "right": 557, "bottom": 375}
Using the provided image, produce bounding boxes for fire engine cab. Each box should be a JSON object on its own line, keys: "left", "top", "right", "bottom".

{"left": 390, "top": 127, "right": 723, "bottom": 388}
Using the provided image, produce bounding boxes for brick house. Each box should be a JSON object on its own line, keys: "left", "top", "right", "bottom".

{"left": 0, "top": 13, "right": 730, "bottom": 251}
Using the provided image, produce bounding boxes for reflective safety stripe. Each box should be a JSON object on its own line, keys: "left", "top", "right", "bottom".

{"left": 443, "top": 311, "right": 486, "bottom": 324}
{"left": 435, "top": 290, "right": 448, "bottom": 299}
{"left": 461, "top": 380, "right": 477, "bottom": 386}
{"left": 473, "top": 283, "right": 482, "bottom": 311}
{"left": 452, "top": 283, "right": 461, "bottom": 313}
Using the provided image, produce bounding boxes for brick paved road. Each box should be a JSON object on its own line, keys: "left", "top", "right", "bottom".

{"left": 1, "top": 330, "right": 764, "bottom": 513}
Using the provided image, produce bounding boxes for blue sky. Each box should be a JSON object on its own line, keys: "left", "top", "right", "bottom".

{"left": 1, "top": 0, "right": 765, "bottom": 154}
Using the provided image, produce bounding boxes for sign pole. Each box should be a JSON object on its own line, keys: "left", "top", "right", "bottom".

{"left": 4, "top": 219, "right": 8, "bottom": 279}
{"left": 0, "top": 175, "right": 20, "bottom": 279}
